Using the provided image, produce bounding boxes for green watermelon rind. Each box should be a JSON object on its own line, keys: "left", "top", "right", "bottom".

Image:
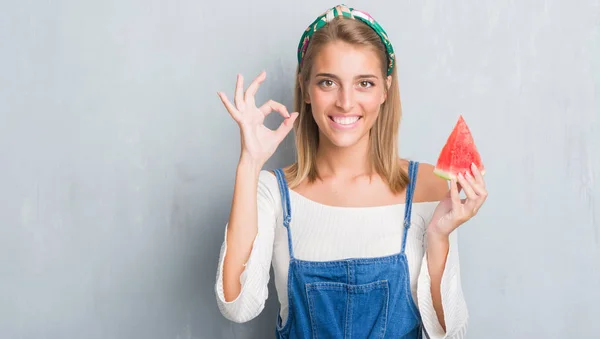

{"left": 433, "top": 167, "right": 486, "bottom": 181}
{"left": 433, "top": 168, "right": 453, "bottom": 181}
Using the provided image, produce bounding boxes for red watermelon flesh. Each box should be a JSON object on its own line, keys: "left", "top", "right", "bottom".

{"left": 433, "top": 115, "right": 485, "bottom": 181}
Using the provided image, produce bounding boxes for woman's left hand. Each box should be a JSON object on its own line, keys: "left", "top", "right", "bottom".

{"left": 429, "top": 163, "right": 487, "bottom": 237}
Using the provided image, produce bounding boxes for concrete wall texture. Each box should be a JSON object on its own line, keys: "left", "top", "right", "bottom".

{"left": 1, "top": 0, "right": 598, "bottom": 338}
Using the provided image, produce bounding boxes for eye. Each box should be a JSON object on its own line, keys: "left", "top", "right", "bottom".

{"left": 318, "top": 79, "right": 335, "bottom": 87}
{"left": 358, "top": 80, "right": 374, "bottom": 88}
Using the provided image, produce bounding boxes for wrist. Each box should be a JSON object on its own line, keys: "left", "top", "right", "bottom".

{"left": 237, "top": 154, "right": 264, "bottom": 175}
{"left": 426, "top": 227, "right": 450, "bottom": 256}
{"left": 426, "top": 225, "right": 450, "bottom": 242}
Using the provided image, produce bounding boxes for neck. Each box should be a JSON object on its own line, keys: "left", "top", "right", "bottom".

{"left": 315, "top": 133, "right": 372, "bottom": 178}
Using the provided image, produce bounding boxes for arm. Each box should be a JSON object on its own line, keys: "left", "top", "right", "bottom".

{"left": 416, "top": 162, "right": 487, "bottom": 338}
{"left": 215, "top": 169, "right": 279, "bottom": 323}
{"left": 418, "top": 229, "right": 468, "bottom": 339}
{"left": 426, "top": 227, "right": 450, "bottom": 331}
{"left": 417, "top": 164, "right": 452, "bottom": 331}
{"left": 222, "top": 158, "right": 263, "bottom": 302}
{"left": 215, "top": 71, "right": 298, "bottom": 322}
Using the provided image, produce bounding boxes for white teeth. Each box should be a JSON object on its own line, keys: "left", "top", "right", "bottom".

{"left": 331, "top": 116, "right": 360, "bottom": 125}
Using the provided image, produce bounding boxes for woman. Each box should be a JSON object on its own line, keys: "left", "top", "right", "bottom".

{"left": 215, "top": 4, "right": 487, "bottom": 338}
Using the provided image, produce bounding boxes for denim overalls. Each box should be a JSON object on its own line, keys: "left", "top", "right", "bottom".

{"left": 273, "top": 161, "right": 423, "bottom": 339}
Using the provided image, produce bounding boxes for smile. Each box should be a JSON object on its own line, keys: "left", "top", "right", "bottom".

{"left": 328, "top": 116, "right": 362, "bottom": 129}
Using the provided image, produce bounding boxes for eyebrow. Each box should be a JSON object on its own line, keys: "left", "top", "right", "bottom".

{"left": 315, "top": 73, "right": 379, "bottom": 80}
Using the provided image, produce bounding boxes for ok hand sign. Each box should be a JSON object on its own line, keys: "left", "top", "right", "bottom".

{"left": 217, "top": 71, "right": 299, "bottom": 167}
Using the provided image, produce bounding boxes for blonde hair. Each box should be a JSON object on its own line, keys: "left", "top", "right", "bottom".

{"left": 286, "top": 16, "right": 409, "bottom": 194}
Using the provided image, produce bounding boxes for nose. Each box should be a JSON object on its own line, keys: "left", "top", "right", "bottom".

{"left": 335, "top": 86, "right": 355, "bottom": 112}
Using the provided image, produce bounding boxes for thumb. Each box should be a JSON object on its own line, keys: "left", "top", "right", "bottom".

{"left": 274, "top": 112, "right": 298, "bottom": 142}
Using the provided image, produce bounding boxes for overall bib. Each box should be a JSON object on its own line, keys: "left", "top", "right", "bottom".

{"left": 273, "top": 161, "right": 423, "bottom": 339}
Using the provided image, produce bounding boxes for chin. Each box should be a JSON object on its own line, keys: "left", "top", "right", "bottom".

{"left": 321, "top": 129, "right": 370, "bottom": 148}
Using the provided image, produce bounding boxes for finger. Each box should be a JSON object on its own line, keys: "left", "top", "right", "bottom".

{"left": 465, "top": 171, "right": 487, "bottom": 198}
{"left": 245, "top": 71, "right": 267, "bottom": 106}
{"left": 274, "top": 112, "right": 299, "bottom": 143}
{"left": 458, "top": 173, "right": 477, "bottom": 200}
{"left": 471, "top": 163, "right": 485, "bottom": 188}
{"left": 217, "top": 92, "right": 242, "bottom": 122}
{"left": 259, "top": 100, "right": 290, "bottom": 118}
{"left": 234, "top": 74, "right": 245, "bottom": 110}
{"left": 461, "top": 172, "right": 486, "bottom": 215}
{"left": 450, "top": 177, "right": 461, "bottom": 210}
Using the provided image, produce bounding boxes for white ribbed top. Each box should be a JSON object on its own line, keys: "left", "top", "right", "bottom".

{"left": 215, "top": 170, "right": 469, "bottom": 338}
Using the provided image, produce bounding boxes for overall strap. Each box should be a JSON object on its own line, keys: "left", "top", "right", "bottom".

{"left": 401, "top": 161, "right": 419, "bottom": 254}
{"left": 273, "top": 168, "right": 295, "bottom": 259}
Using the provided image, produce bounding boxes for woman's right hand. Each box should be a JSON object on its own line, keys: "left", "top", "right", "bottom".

{"left": 217, "top": 71, "right": 299, "bottom": 167}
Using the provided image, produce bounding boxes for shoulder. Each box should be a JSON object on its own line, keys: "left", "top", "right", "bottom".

{"left": 413, "top": 161, "right": 448, "bottom": 203}
{"left": 258, "top": 169, "right": 279, "bottom": 190}
{"left": 255, "top": 170, "right": 287, "bottom": 217}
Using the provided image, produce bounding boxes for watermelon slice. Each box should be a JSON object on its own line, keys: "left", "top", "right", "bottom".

{"left": 433, "top": 115, "right": 485, "bottom": 180}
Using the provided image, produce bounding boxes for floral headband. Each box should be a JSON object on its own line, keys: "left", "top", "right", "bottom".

{"left": 297, "top": 4, "right": 396, "bottom": 76}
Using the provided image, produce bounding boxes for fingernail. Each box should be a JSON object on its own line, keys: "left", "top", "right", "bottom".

{"left": 471, "top": 162, "right": 477, "bottom": 170}
{"left": 458, "top": 173, "right": 464, "bottom": 180}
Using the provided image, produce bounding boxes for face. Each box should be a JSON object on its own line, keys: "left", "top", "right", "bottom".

{"left": 304, "top": 40, "right": 391, "bottom": 149}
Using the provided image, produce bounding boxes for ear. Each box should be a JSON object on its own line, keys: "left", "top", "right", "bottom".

{"left": 381, "top": 75, "right": 392, "bottom": 103}
{"left": 299, "top": 74, "right": 311, "bottom": 104}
